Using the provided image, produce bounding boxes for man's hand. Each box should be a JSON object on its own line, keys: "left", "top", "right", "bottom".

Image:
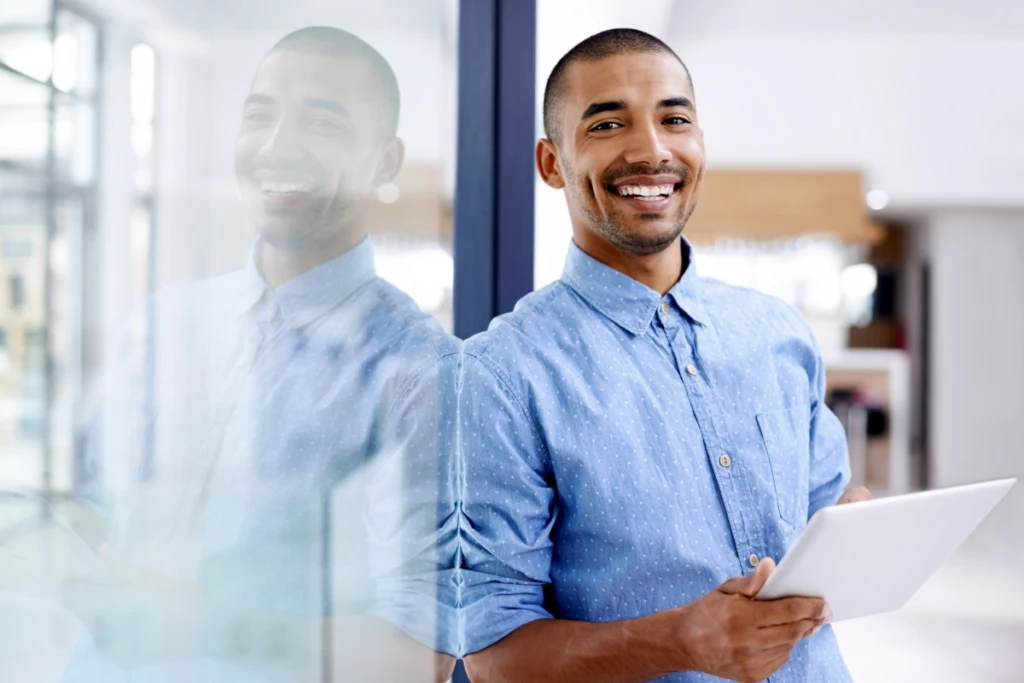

{"left": 837, "top": 486, "right": 873, "bottom": 505}
{"left": 463, "top": 559, "right": 831, "bottom": 683}
{"left": 673, "top": 557, "right": 830, "bottom": 683}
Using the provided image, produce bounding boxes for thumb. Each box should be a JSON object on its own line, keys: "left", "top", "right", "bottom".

{"left": 720, "top": 556, "right": 775, "bottom": 598}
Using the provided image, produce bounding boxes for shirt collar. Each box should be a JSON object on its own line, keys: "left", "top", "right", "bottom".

{"left": 667, "top": 239, "right": 709, "bottom": 327}
{"left": 561, "top": 238, "right": 707, "bottom": 336}
{"left": 234, "top": 237, "right": 377, "bottom": 330}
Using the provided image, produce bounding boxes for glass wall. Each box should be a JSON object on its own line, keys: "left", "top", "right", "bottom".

{"left": 2, "top": 1, "right": 459, "bottom": 680}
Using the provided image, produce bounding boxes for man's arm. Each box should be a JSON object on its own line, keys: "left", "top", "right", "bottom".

{"left": 464, "top": 557, "right": 829, "bottom": 683}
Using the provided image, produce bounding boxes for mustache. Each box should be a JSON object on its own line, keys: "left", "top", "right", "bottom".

{"left": 602, "top": 163, "right": 691, "bottom": 186}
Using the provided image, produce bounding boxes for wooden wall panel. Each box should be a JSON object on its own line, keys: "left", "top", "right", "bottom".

{"left": 685, "top": 169, "right": 885, "bottom": 245}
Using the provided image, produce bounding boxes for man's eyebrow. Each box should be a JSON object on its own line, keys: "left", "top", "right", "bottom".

{"left": 580, "top": 100, "right": 627, "bottom": 122}
{"left": 304, "top": 97, "right": 350, "bottom": 118}
{"left": 244, "top": 93, "right": 275, "bottom": 107}
{"left": 659, "top": 96, "right": 694, "bottom": 110}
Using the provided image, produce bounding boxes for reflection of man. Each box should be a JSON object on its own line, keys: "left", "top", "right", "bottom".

{"left": 75, "top": 27, "right": 456, "bottom": 682}
{"left": 459, "top": 29, "right": 869, "bottom": 683}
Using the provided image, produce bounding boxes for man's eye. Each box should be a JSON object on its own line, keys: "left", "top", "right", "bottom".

{"left": 244, "top": 111, "right": 272, "bottom": 124}
{"left": 664, "top": 116, "right": 691, "bottom": 125}
{"left": 310, "top": 118, "right": 342, "bottom": 131}
{"left": 591, "top": 121, "right": 621, "bottom": 132}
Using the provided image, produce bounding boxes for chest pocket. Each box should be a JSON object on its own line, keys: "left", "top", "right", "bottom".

{"left": 756, "top": 406, "right": 811, "bottom": 527}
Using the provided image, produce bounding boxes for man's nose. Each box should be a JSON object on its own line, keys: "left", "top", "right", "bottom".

{"left": 622, "top": 122, "right": 671, "bottom": 169}
{"left": 258, "top": 119, "right": 305, "bottom": 160}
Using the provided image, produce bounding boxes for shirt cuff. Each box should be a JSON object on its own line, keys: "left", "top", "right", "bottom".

{"left": 459, "top": 579, "right": 553, "bottom": 656}
{"left": 369, "top": 571, "right": 460, "bottom": 657}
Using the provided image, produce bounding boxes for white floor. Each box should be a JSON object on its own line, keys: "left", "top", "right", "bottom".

{"left": 835, "top": 547, "right": 1024, "bottom": 682}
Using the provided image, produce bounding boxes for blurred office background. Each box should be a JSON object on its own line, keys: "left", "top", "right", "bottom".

{"left": 1, "top": 0, "right": 1022, "bottom": 681}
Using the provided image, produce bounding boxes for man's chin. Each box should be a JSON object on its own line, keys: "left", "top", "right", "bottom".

{"left": 604, "top": 221, "right": 685, "bottom": 256}
{"left": 255, "top": 220, "right": 320, "bottom": 251}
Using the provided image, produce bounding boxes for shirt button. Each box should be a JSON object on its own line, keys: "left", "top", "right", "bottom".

{"left": 685, "top": 364, "right": 698, "bottom": 376}
{"left": 749, "top": 553, "right": 760, "bottom": 567}
{"left": 198, "top": 442, "right": 209, "bottom": 458}
{"left": 660, "top": 302, "right": 669, "bottom": 315}
{"left": 719, "top": 454, "right": 731, "bottom": 467}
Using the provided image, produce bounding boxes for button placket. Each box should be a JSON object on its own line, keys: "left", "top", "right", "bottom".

{"left": 670, "top": 325, "right": 756, "bottom": 554}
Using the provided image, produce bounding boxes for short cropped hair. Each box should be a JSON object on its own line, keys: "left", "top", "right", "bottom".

{"left": 269, "top": 26, "right": 400, "bottom": 138}
{"left": 542, "top": 28, "right": 692, "bottom": 145}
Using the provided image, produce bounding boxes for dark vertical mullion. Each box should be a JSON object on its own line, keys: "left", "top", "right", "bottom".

{"left": 494, "top": 0, "right": 536, "bottom": 317}
{"left": 453, "top": 0, "right": 536, "bottom": 339}
{"left": 453, "top": 0, "right": 499, "bottom": 339}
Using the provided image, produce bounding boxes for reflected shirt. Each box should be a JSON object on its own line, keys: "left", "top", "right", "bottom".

{"left": 458, "top": 240, "right": 852, "bottom": 682}
{"left": 89, "top": 237, "right": 457, "bottom": 660}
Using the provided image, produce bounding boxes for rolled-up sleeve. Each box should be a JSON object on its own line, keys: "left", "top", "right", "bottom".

{"left": 804, "top": 327, "right": 852, "bottom": 520}
{"left": 365, "top": 348, "right": 462, "bottom": 657}
{"left": 457, "top": 352, "right": 556, "bottom": 656}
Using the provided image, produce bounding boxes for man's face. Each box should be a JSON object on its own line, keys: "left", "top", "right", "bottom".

{"left": 234, "top": 49, "right": 389, "bottom": 249}
{"left": 541, "top": 52, "right": 705, "bottom": 255}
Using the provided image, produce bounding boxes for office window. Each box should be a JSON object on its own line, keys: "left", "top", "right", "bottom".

{"left": 0, "top": 1, "right": 99, "bottom": 492}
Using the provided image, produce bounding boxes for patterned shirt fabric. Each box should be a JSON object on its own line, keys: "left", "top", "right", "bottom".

{"left": 457, "top": 239, "right": 853, "bottom": 682}
{"left": 76, "top": 237, "right": 459, "bottom": 678}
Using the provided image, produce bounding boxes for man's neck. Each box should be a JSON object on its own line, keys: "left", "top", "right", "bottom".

{"left": 573, "top": 230, "right": 685, "bottom": 296}
{"left": 260, "top": 228, "right": 367, "bottom": 288}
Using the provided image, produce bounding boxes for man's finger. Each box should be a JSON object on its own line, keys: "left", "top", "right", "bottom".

{"left": 720, "top": 556, "right": 775, "bottom": 597}
{"left": 837, "top": 486, "right": 873, "bottom": 505}
{"left": 758, "top": 615, "right": 823, "bottom": 648}
{"left": 757, "top": 597, "right": 828, "bottom": 627}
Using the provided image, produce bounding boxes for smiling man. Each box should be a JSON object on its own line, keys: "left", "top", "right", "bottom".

{"left": 458, "top": 29, "right": 866, "bottom": 683}
{"left": 234, "top": 28, "right": 401, "bottom": 283}
{"left": 75, "top": 26, "right": 457, "bottom": 682}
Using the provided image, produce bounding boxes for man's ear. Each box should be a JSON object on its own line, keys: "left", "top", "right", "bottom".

{"left": 536, "top": 138, "right": 566, "bottom": 190}
{"left": 373, "top": 136, "right": 405, "bottom": 186}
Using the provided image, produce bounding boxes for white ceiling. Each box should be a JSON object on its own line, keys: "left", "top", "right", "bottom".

{"left": 156, "top": 0, "right": 449, "bottom": 33}
{"left": 666, "top": 0, "right": 1024, "bottom": 38}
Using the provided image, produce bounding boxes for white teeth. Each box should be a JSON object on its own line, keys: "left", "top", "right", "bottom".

{"left": 617, "top": 184, "right": 674, "bottom": 198}
{"left": 260, "top": 180, "right": 311, "bottom": 194}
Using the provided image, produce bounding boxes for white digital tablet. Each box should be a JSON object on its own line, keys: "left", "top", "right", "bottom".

{"left": 754, "top": 478, "right": 1017, "bottom": 621}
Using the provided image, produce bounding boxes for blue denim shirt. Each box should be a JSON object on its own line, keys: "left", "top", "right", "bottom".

{"left": 80, "top": 238, "right": 459, "bottom": 674}
{"left": 458, "top": 240, "right": 852, "bottom": 682}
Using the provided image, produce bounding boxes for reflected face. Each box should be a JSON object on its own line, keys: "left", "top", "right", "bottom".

{"left": 550, "top": 52, "right": 705, "bottom": 255}
{"left": 234, "top": 49, "right": 386, "bottom": 249}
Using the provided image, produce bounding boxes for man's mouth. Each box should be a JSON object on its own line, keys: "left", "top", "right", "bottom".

{"left": 615, "top": 183, "right": 676, "bottom": 201}
{"left": 258, "top": 179, "right": 314, "bottom": 196}
{"left": 607, "top": 177, "right": 683, "bottom": 212}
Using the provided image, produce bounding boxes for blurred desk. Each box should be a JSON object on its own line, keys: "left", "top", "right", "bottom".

{"left": 824, "top": 349, "right": 912, "bottom": 496}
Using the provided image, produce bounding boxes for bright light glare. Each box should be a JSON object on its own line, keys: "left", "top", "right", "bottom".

{"left": 374, "top": 244, "right": 452, "bottom": 312}
{"left": 131, "top": 44, "right": 156, "bottom": 122}
{"left": 841, "top": 263, "right": 878, "bottom": 325}
{"left": 866, "top": 189, "right": 889, "bottom": 211}
{"left": 377, "top": 183, "right": 400, "bottom": 204}
{"left": 52, "top": 34, "right": 78, "bottom": 92}
{"left": 841, "top": 263, "right": 878, "bottom": 300}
